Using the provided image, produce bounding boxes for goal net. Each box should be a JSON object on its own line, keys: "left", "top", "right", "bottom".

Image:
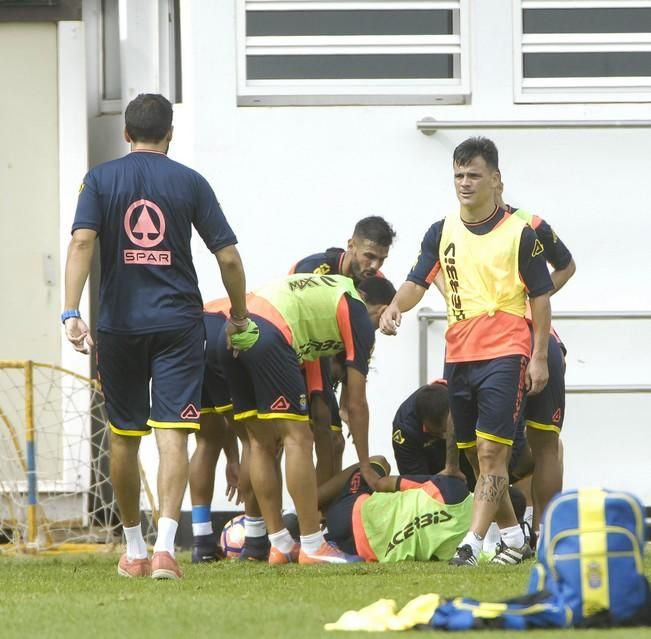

{"left": 0, "top": 360, "right": 156, "bottom": 553}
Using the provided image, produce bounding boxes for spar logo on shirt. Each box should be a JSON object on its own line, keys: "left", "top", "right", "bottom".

{"left": 123, "top": 199, "right": 172, "bottom": 265}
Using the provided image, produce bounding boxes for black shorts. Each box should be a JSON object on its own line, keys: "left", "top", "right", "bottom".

{"left": 525, "top": 336, "right": 566, "bottom": 434}
{"left": 445, "top": 355, "right": 528, "bottom": 448}
{"left": 97, "top": 321, "right": 205, "bottom": 435}
{"left": 217, "top": 314, "right": 310, "bottom": 422}
{"left": 201, "top": 313, "right": 233, "bottom": 414}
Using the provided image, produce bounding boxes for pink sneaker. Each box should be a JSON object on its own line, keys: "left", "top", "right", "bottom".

{"left": 299, "top": 541, "right": 364, "bottom": 565}
{"left": 117, "top": 553, "right": 151, "bottom": 578}
{"left": 268, "top": 543, "right": 300, "bottom": 565}
{"left": 151, "top": 551, "right": 183, "bottom": 579}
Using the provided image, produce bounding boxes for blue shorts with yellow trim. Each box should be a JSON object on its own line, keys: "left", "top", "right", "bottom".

{"left": 97, "top": 322, "right": 205, "bottom": 436}
{"left": 445, "top": 354, "right": 528, "bottom": 447}
{"left": 217, "top": 315, "right": 309, "bottom": 422}
{"left": 524, "top": 335, "right": 566, "bottom": 434}
{"left": 201, "top": 313, "right": 233, "bottom": 414}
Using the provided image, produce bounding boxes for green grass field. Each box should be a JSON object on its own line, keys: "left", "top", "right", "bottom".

{"left": 1, "top": 553, "right": 649, "bottom": 639}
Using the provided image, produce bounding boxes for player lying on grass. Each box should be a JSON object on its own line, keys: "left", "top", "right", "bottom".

{"left": 318, "top": 456, "right": 472, "bottom": 562}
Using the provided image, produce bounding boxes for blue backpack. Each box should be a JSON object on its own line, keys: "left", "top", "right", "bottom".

{"left": 529, "top": 487, "right": 650, "bottom": 625}
{"left": 431, "top": 488, "right": 650, "bottom": 630}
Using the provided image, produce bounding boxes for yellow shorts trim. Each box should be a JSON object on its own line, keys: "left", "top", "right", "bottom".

{"left": 476, "top": 430, "right": 513, "bottom": 446}
{"left": 257, "top": 412, "right": 310, "bottom": 422}
{"left": 200, "top": 404, "right": 233, "bottom": 415}
{"left": 109, "top": 422, "right": 151, "bottom": 437}
{"left": 330, "top": 425, "right": 343, "bottom": 433}
{"left": 234, "top": 409, "right": 259, "bottom": 421}
{"left": 146, "top": 419, "right": 200, "bottom": 430}
{"left": 457, "top": 441, "right": 477, "bottom": 449}
{"left": 526, "top": 419, "right": 561, "bottom": 434}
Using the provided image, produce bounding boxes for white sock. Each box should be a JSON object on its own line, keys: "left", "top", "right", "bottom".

{"left": 124, "top": 523, "right": 148, "bottom": 560}
{"left": 482, "top": 522, "right": 501, "bottom": 554}
{"left": 524, "top": 506, "right": 534, "bottom": 528}
{"left": 500, "top": 523, "right": 525, "bottom": 549}
{"left": 153, "top": 517, "right": 178, "bottom": 556}
{"left": 460, "top": 530, "right": 483, "bottom": 559}
{"left": 300, "top": 530, "right": 325, "bottom": 554}
{"left": 192, "top": 522, "right": 213, "bottom": 537}
{"left": 244, "top": 516, "right": 267, "bottom": 538}
{"left": 268, "top": 528, "right": 295, "bottom": 553}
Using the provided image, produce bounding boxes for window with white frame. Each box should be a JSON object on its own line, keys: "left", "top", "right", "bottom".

{"left": 236, "top": 0, "right": 470, "bottom": 106}
{"left": 99, "top": 0, "right": 182, "bottom": 113}
{"left": 515, "top": 0, "right": 651, "bottom": 103}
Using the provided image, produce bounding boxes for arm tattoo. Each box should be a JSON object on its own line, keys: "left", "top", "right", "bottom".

{"left": 476, "top": 474, "right": 507, "bottom": 503}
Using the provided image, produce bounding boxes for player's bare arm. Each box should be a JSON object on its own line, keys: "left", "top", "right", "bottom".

{"left": 527, "top": 292, "right": 551, "bottom": 395}
{"left": 344, "top": 367, "right": 379, "bottom": 489}
{"left": 550, "top": 258, "right": 576, "bottom": 295}
{"left": 379, "top": 281, "right": 427, "bottom": 335}
{"left": 63, "top": 228, "right": 97, "bottom": 354}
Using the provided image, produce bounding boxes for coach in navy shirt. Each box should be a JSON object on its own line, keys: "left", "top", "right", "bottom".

{"left": 62, "top": 94, "right": 251, "bottom": 580}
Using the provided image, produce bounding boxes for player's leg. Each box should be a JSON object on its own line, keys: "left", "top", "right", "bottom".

{"left": 98, "top": 330, "right": 152, "bottom": 577}
{"left": 148, "top": 321, "right": 205, "bottom": 579}
{"left": 445, "top": 362, "right": 482, "bottom": 565}
{"left": 189, "top": 313, "right": 236, "bottom": 562}
{"left": 237, "top": 315, "right": 362, "bottom": 564}
{"left": 474, "top": 355, "right": 532, "bottom": 565}
{"left": 525, "top": 337, "right": 565, "bottom": 535}
{"left": 189, "top": 412, "right": 232, "bottom": 562}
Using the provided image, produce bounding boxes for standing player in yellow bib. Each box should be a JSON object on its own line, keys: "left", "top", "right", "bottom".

{"left": 380, "top": 137, "right": 554, "bottom": 566}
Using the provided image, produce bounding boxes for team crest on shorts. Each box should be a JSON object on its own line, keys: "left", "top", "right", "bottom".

{"left": 299, "top": 394, "right": 307, "bottom": 410}
{"left": 392, "top": 429, "right": 405, "bottom": 445}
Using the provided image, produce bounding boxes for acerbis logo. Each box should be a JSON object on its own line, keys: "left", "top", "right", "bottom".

{"left": 296, "top": 338, "right": 343, "bottom": 359}
{"left": 385, "top": 510, "right": 452, "bottom": 557}
{"left": 443, "top": 242, "right": 465, "bottom": 321}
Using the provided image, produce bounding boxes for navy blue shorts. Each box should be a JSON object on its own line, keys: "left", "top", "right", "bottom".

{"left": 201, "top": 313, "right": 233, "bottom": 415}
{"left": 525, "top": 335, "right": 566, "bottom": 434}
{"left": 217, "top": 314, "right": 310, "bottom": 422}
{"left": 97, "top": 321, "right": 205, "bottom": 436}
{"left": 445, "top": 355, "right": 528, "bottom": 448}
{"left": 304, "top": 358, "right": 342, "bottom": 432}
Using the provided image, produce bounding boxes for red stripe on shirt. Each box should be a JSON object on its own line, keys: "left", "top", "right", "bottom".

{"left": 246, "top": 293, "right": 293, "bottom": 346}
{"left": 352, "top": 493, "right": 377, "bottom": 561}
{"left": 303, "top": 360, "right": 324, "bottom": 393}
{"left": 425, "top": 263, "right": 441, "bottom": 285}
{"left": 336, "top": 295, "right": 355, "bottom": 363}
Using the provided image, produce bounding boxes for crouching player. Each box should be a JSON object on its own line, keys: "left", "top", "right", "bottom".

{"left": 218, "top": 274, "right": 396, "bottom": 564}
{"left": 320, "top": 457, "right": 472, "bottom": 562}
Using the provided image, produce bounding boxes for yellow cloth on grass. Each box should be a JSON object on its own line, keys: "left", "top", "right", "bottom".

{"left": 324, "top": 594, "right": 441, "bottom": 632}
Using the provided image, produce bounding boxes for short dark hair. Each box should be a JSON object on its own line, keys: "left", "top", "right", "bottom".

{"left": 413, "top": 383, "right": 449, "bottom": 423}
{"left": 453, "top": 136, "right": 499, "bottom": 171}
{"left": 125, "top": 94, "right": 173, "bottom": 143}
{"left": 352, "top": 216, "right": 396, "bottom": 247}
{"left": 357, "top": 276, "right": 396, "bottom": 305}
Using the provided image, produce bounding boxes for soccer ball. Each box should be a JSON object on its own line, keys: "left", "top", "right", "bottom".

{"left": 219, "top": 514, "right": 246, "bottom": 558}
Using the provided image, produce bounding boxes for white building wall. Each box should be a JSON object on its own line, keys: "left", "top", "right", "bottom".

{"left": 81, "top": 0, "right": 651, "bottom": 511}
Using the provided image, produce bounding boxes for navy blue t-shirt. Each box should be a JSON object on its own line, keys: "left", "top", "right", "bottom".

{"left": 289, "top": 247, "right": 346, "bottom": 276}
{"left": 73, "top": 151, "right": 237, "bottom": 334}
{"left": 391, "top": 384, "right": 447, "bottom": 476}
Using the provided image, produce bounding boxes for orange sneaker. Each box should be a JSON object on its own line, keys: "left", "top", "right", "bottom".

{"left": 117, "top": 553, "right": 151, "bottom": 578}
{"left": 268, "top": 543, "right": 300, "bottom": 565}
{"left": 151, "top": 551, "right": 183, "bottom": 579}
{"left": 298, "top": 541, "right": 364, "bottom": 565}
